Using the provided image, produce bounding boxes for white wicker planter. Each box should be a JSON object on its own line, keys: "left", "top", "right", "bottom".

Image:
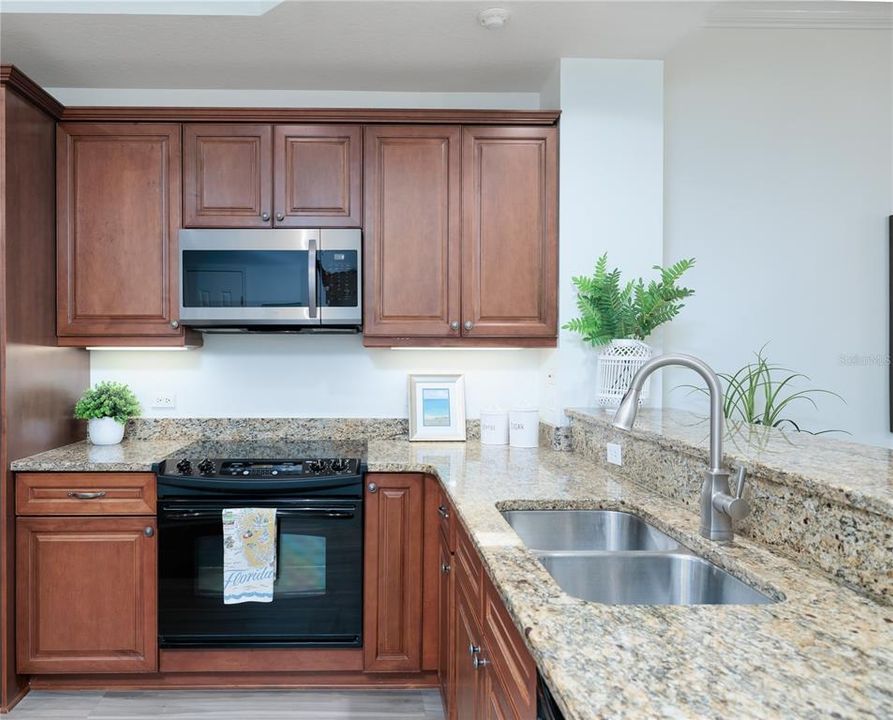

{"left": 597, "top": 339, "right": 653, "bottom": 407}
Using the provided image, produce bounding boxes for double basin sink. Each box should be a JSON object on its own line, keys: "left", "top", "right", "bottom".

{"left": 501, "top": 509, "right": 774, "bottom": 606}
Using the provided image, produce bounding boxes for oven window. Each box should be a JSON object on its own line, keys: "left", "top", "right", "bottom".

{"left": 182, "top": 250, "right": 310, "bottom": 308}
{"left": 195, "top": 532, "right": 327, "bottom": 598}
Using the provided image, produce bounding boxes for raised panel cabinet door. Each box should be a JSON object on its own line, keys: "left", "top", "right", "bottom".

{"left": 364, "top": 126, "right": 461, "bottom": 337}
{"left": 57, "top": 123, "right": 182, "bottom": 338}
{"left": 461, "top": 126, "right": 558, "bottom": 338}
{"left": 16, "top": 516, "right": 158, "bottom": 674}
{"left": 183, "top": 124, "right": 273, "bottom": 227}
{"left": 274, "top": 125, "right": 362, "bottom": 227}
{"left": 454, "top": 578, "right": 483, "bottom": 720}
{"left": 438, "top": 530, "right": 456, "bottom": 717}
{"left": 363, "top": 473, "right": 424, "bottom": 672}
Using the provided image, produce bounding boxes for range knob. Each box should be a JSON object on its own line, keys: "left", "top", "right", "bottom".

{"left": 197, "top": 458, "right": 216, "bottom": 475}
{"left": 176, "top": 458, "right": 193, "bottom": 475}
{"left": 332, "top": 459, "right": 350, "bottom": 473}
{"left": 305, "top": 460, "right": 321, "bottom": 473}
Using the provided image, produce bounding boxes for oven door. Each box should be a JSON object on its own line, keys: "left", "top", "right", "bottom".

{"left": 158, "top": 498, "right": 362, "bottom": 647}
{"left": 179, "top": 228, "right": 320, "bottom": 326}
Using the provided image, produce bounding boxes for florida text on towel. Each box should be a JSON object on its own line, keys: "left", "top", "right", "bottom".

{"left": 222, "top": 507, "right": 277, "bottom": 604}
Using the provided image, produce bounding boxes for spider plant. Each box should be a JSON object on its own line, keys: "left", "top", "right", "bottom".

{"left": 679, "top": 346, "right": 846, "bottom": 435}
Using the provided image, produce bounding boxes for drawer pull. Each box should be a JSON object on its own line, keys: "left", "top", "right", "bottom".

{"left": 67, "top": 491, "right": 107, "bottom": 500}
{"left": 437, "top": 505, "right": 450, "bottom": 519}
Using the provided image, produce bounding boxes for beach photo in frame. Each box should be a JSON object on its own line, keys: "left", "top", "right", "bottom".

{"left": 408, "top": 374, "right": 467, "bottom": 441}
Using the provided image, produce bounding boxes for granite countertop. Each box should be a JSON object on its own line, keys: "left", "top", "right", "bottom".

{"left": 11, "top": 438, "right": 893, "bottom": 719}
{"left": 566, "top": 407, "right": 893, "bottom": 520}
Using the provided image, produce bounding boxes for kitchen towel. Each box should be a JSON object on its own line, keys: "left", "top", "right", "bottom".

{"left": 222, "top": 507, "right": 277, "bottom": 604}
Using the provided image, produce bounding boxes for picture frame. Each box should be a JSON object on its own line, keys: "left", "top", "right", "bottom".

{"left": 408, "top": 374, "right": 467, "bottom": 441}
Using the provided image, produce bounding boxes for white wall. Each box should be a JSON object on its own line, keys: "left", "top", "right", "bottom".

{"left": 663, "top": 27, "right": 893, "bottom": 446}
{"left": 540, "top": 58, "right": 665, "bottom": 425}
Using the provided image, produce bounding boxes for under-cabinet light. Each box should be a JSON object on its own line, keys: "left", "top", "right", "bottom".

{"left": 2, "top": 1, "right": 283, "bottom": 15}
{"left": 86, "top": 346, "right": 195, "bottom": 351}
{"left": 389, "top": 347, "right": 524, "bottom": 352}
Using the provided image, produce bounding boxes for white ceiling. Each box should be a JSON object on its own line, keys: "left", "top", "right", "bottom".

{"left": 0, "top": 1, "right": 889, "bottom": 92}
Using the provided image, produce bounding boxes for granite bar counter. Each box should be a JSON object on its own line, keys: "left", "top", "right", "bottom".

{"left": 11, "top": 433, "right": 892, "bottom": 719}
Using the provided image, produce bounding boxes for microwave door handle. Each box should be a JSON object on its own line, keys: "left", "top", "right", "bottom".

{"left": 308, "top": 238, "right": 318, "bottom": 319}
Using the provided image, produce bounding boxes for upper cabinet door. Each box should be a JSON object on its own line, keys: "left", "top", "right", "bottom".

{"left": 57, "top": 123, "right": 183, "bottom": 339}
{"left": 461, "top": 126, "right": 558, "bottom": 338}
{"left": 274, "top": 125, "right": 362, "bottom": 227}
{"left": 183, "top": 124, "right": 273, "bottom": 228}
{"left": 364, "top": 126, "right": 461, "bottom": 337}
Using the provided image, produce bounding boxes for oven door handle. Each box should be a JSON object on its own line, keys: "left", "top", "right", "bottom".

{"left": 160, "top": 507, "right": 357, "bottom": 520}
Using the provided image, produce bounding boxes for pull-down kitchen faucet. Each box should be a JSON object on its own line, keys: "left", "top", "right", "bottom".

{"left": 611, "top": 353, "right": 750, "bottom": 542}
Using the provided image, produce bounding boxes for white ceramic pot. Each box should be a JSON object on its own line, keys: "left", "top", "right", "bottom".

{"left": 509, "top": 407, "right": 539, "bottom": 448}
{"left": 88, "top": 417, "right": 125, "bottom": 446}
{"left": 597, "top": 339, "right": 653, "bottom": 407}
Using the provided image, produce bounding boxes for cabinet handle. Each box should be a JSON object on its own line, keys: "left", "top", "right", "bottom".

{"left": 144, "top": 526, "right": 155, "bottom": 537}
{"left": 440, "top": 562, "right": 451, "bottom": 575}
{"left": 67, "top": 491, "right": 107, "bottom": 500}
{"left": 276, "top": 212, "right": 285, "bottom": 221}
{"left": 450, "top": 321, "right": 459, "bottom": 331}
{"left": 437, "top": 505, "right": 450, "bottom": 520}
{"left": 367, "top": 482, "right": 378, "bottom": 494}
{"left": 472, "top": 656, "right": 490, "bottom": 669}
{"left": 170, "top": 320, "right": 180, "bottom": 329}
{"left": 469, "top": 643, "right": 481, "bottom": 656}
{"left": 261, "top": 211, "right": 270, "bottom": 221}
{"left": 463, "top": 320, "right": 473, "bottom": 331}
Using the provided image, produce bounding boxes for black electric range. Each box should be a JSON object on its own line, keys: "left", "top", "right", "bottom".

{"left": 155, "top": 440, "right": 366, "bottom": 648}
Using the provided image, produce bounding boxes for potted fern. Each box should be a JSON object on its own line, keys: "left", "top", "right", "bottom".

{"left": 564, "top": 254, "right": 696, "bottom": 406}
{"left": 74, "top": 381, "right": 141, "bottom": 445}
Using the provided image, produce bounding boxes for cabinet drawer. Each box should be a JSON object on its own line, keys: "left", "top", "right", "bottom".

{"left": 483, "top": 575, "right": 536, "bottom": 720}
{"left": 455, "top": 521, "right": 482, "bottom": 616}
{"left": 16, "top": 473, "right": 156, "bottom": 516}
{"left": 436, "top": 486, "right": 456, "bottom": 553}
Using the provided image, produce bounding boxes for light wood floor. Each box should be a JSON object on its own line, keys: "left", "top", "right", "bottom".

{"left": 6, "top": 689, "right": 446, "bottom": 719}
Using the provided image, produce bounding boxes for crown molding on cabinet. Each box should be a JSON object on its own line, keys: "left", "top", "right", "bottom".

{"left": 704, "top": 2, "right": 893, "bottom": 30}
{"left": 58, "top": 106, "right": 561, "bottom": 125}
{"left": 0, "top": 66, "right": 64, "bottom": 119}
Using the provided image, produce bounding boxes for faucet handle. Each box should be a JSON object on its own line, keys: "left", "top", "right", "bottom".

{"left": 733, "top": 466, "right": 747, "bottom": 499}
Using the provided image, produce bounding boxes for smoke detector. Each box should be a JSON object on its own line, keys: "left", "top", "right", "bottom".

{"left": 478, "top": 7, "right": 510, "bottom": 30}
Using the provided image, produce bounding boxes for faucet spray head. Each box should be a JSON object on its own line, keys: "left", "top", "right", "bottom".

{"left": 611, "top": 389, "right": 640, "bottom": 431}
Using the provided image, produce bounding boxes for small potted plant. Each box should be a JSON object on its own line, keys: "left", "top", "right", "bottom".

{"left": 564, "top": 254, "right": 696, "bottom": 406}
{"left": 74, "top": 381, "right": 141, "bottom": 445}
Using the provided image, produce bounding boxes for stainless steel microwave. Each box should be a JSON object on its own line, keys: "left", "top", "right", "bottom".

{"left": 178, "top": 229, "right": 362, "bottom": 330}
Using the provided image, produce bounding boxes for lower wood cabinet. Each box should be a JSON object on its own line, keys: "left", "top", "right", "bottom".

{"left": 363, "top": 473, "right": 426, "bottom": 672}
{"left": 16, "top": 515, "right": 158, "bottom": 674}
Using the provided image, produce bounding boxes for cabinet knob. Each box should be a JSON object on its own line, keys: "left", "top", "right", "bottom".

{"left": 450, "top": 321, "right": 459, "bottom": 331}
{"left": 144, "top": 527, "right": 155, "bottom": 537}
{"left": 440, "top": 562, "right": 451, "bottom": 575}
{"left": 437, "top": 505, "right": 450, "bottom": 520}
{"left": 469, "top": 643, "right": 481, "bottom": 656}
{"left": 367, "top": 482, "right": 378, "bottom": 494}
{"left": 463, "top": 320, "right": 473, "bottom": 331}
{"left": 472, "top": 656, "right": 490, "bottom": 669}
{"left": 261, "top": 211, "right": 270, "bottom": 221}
{"left": 170, "top": 320, "right": 180, "bottom": 329}
{"left": 276, "top": 212, "right": 285, "bottom": 221}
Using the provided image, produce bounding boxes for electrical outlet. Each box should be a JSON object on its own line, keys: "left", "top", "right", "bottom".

{"left": 606, "top": 442, "right": 623, "bottom": 466}
{"left": 545, "top": 368, "right": 556, "bottom": 386}
{"left": 152, "top": 392, "right": 176, "bottom": 409}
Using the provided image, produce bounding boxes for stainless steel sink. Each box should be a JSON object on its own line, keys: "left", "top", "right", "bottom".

{"left": 535, "top": 552, "right": 774, "bottom": 605}
{"left": 500, "top": 509, "right": 681, "bottom": 552}
{"left": 501, "top": 509, "right": 775, "bottom": 606}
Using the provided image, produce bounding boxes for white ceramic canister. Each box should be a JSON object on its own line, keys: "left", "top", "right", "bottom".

{"left": 509, "top": 407, "right": 539, "bottom": 448}
{"left": 480, "top": 409, "right": 509, "bottom": 445}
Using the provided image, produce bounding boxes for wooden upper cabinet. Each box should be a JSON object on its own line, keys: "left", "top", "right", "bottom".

{"left": 16, "top": 516, "right": 158, "bottom": 674}
{"left": 462, "top": 126, "right": 558, "bottom": 338}
{"left": 183, "top": 124, "right": 273, "bottom": 227}
{"left": 363, "top": 473, "right": 425, "bottom": 672}
{"left": 57, "top": 123, "right": 183, "bottom": 341}
{"left": 364, "top": 125, "right": 461, "bottom": 337}
{"left": 274, "top": 125, "right": 362, "bottom": 227}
